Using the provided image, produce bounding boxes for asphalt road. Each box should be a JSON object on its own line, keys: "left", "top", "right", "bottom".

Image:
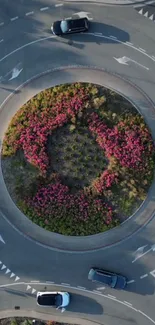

{"left": 0, "top": 1, "right": 155, "bottom": 325}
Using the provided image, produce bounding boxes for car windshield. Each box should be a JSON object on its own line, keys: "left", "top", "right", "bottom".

{"left": 111, "top": 275, "right": 117, "bottom": 288}
{"left": 60, "top": 20, "right": 69, "bottom": 33}
{"left": 55, "top": 294, "right": 62, "bottom": 307}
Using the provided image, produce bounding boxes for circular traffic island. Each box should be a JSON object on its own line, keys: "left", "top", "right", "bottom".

{"left": 1, "top": 82, "right": 155, "bottom": 236}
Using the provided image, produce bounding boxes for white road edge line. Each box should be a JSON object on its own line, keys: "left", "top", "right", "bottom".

{"left": 10, "top": 16, "right": 18, "bottom": 21}
{"left": 126, "top": 42, "right": 133, "bottom": 46}
{"left": 55, "top": 3, "right": 63, "bottom": 7}
{"left": 0, "top": 281, "right": 154, "bottom": 323}
{"left": 124, "top": 301, "right": 132, "bottom": 306}
{"left": 25, "top": 11, "right": 34, "bottom": 16}
{"left": 40, "top": 7, "right": 49, "bottom": 11}
{"left": 127, "top": 280, "right": 135, "bottom": 284}
{"left": 140, "top": 274, "right": 148, "bottom": 279}
{"left": 139, "top": 47, "right": 146, "bottom": 52}
{"left": 108, "top": 294, "right": 116, "bottom": 299}
{"left": 0, "top": 39, "right": 3, "bottom": 43}
{"left": 46, "top": 281, "right": 54, "bottom": 284}
{"left": 110, "top": 35, "right": 117, "bottom": 39}
{"left": 61, "top": 283, "right": 70, "bottom": 286}
{"left": 77, "top": 286, "right": 86, "bottom": 290}
{"left": 94, "top": 32, "right": 102, "bottom": 35}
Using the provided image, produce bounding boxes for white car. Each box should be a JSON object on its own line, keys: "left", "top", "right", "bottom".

{"left": 37, "top": 291, "right": 70, "bottom": 312}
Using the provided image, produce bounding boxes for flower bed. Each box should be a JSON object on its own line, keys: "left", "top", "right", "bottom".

{"left": 2, "top": 83, "right": 155, "bottom": 235}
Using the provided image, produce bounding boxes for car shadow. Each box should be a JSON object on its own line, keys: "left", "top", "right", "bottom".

{"left": 67, "top": 293, "right": 103, "bottom": 314}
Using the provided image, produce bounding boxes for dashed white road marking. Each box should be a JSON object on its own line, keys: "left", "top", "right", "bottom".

{"left": 55, "top": 3, "right": 63, "bottom": 7}
{"left": 10, "top": 16, "right": 18, "bottom": 21}
{"left": 108, "top": 294, "right": 116, "bottom": 299}
{"left": 124, "top": 301, "right": 132, "bottom": 306}
{"left": 30, "top": 280, "right": 40, "bottom": 283}
{"left": 77, "top": 286, "right": 86, "bottom": 290}
{"left": 127, "top": 280, "right": 135, "bottom": 284}
{"left": 0, "top": 22, "right": 4, "bottom": 26}
{"left": 140, "top": 274, "right": 148, "bottom": 279}
{"left": 25, "top": 11, "right": 34, "bottom": 16}
{"left": 40, "top": 7, "right": 49, "bottom": 11}
{"left": 46, "top": 281, "right": 54, "bottom": 284}
{"left": 61, "top": 282, "right": 70, "bottom": 286}
{"left": 97, "top": 286, "right": 105, "bottom": 290}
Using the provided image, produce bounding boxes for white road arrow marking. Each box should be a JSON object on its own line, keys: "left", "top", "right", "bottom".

{"left": 15, "top": 276, "right": 20, "bottom": 282}
{"left": 114, "top": 56, "right": 149, "bottom": 70}
{"left": 26, "top": 285, "right": 31, "bottom": 291}
{"left": 1, "top": 264, "right": 6, "bottom": 270}
{"left": 9, "top": 67, "right": 23, "bottom": 81}
{"left": 132, "top": 244, "right": 155, "bottom": 263}
{"left": 5, "top": 269, "right": 11, "bottom": 274}
{"left": 73, "top": 12, "right": 93, "bottom": 20}
{"left": 32, "top": 288, "right": 36, "bottom": 294}
{"left": 114, "top": 56, "right": 129, "bottom": 65}
{"left": 10, "top": 272, "right": 15, "bottom": 278}
{"left": 0, "top": 235, "right": 5, "bottom": 244}
{"left": 150, "top": 269, "right": 155, "bottom": 278}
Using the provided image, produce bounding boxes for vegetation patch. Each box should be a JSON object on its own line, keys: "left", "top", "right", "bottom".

{"left": 2, "top": 83, "right": 155, "bottom": 235}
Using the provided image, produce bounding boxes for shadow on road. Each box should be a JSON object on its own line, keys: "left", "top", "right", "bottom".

{"left": 67, "top": 293, "right": 103, "bottom": 314}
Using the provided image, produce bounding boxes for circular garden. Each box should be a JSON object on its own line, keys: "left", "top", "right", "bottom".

{"left": 1, "top": 82, "right": 155, "bottom": 235}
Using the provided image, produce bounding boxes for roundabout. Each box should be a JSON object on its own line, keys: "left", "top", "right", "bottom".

{"left": 0, "top": 1, "right": 155, "bottom": 325}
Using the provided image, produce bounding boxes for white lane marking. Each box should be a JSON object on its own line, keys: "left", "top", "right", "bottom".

{"left": 1, "top": 264, "right": 6, "bottom": 270}
{"left": 15, "top": 276, "right": 20, "bottom": 282}
{"left": 5, "top": 269, "right": 11, "bottom": 274}
{"left": 0, "top": 33, "right": 154, "bottom": 68}
{"left": 97, "top": 286, "right": 105, "bottom": 290}
{"left": 94, "top": 32, "right": 102, "bottom": 35}
{"left": 150, "top": 269, "right": 155, "bottom": 278}
{"left": 139, "top": 48, "right": 146, "bottom": 52}
{"left": 0, "top": 35, "right": 56, "bottom": 63}
{"left": 0, "top": 234, "right": 5, "bottom": 243}
{"left": 152, "top": 55, "right": 155, "bottom": 60}
{"left": 110, "top": 35, "right": 117, "bottom": 39}
{"left": 93, "top": 290, "right": 101, "bottom": 294}
{"left": 138, "top": 310, "right": 155, "bottom": 325}
{"left": 26, "top": 285, "right": 31, "bottom": 291}
{"left": 32, "top": 288, "right": 36, "bottom": 294}
{"left": 0, "top": 280, "right": 155, "bottom": 323}
{"left": 55, "top": 3, "right": 63, "bottom": 7}
{"left": 0, "top": 22, "right": 4, "bottom": 26}
{"left": 140, "top": 274, "right": 148, "bottom": 279}
{"left": 132, "top": 244, "right": 155, "bottom": 263}
{"left": 61, "top": 282, "right": 70, "bottom": 286}
{"left": 108, "top": 294, "right": 116, "bottom": 299}
{"left": 30, "top": 280, "right": 39, "bottom": 283}
{"left": 124, "top": 301, "right": 132, "bottom": 306}
{"left": 10, "top": 273, "right": 15, "bottom": 278}
{"left": 46, "top": 281, "right": 54, "bottom": 284}
{"left": 77, "top": 286, "right": 86, "bottom": 290}
{"left": 10, "top": 16, "right": 18, "bottom": 21}
{"left": 40, "top": 7, "right": 49, "bottom": 11}
{"left": 126, "top": 42, "right": 133, "bottom": 46}
{"left": 127, "top": 280, "right": 135, "bottom": 284}
{"left": 25, "top": 11, "right": 34, "bottom": 16}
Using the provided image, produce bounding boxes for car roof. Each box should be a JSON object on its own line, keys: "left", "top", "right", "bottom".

{"left": 92, "top": 270, "right": 112, "bottom": 284}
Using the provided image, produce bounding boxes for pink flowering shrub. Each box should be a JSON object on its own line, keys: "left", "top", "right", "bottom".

{"left": 88, "top": 113, "right": 154, "bottom": 171}
{"left": 93, "top": 170, "right": 119, "bottom": 194}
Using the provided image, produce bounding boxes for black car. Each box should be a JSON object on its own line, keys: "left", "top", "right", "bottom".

{"left": 88, "top": 268, "right": 127, "bottom": 289}
{"left": 51, "top": 18, "right": 89, "bottom": 36}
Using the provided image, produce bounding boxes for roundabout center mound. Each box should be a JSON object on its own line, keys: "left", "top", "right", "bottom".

{"left": 1, "top": 82, "right": 155, "bottom": 236}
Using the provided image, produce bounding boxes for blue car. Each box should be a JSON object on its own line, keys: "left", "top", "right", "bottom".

{"left": 88, "top": 268, "right": 127, "bottom": 289}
